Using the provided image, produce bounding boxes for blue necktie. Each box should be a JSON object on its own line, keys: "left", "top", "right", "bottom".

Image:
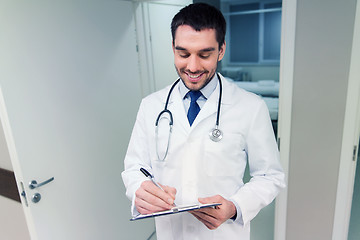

{"left": 187, "top": 91, "right": 202, "bottom": 126}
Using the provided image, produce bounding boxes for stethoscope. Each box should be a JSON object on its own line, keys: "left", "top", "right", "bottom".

{"left": 155, "top": 73, "right": 223, "bottom": 161}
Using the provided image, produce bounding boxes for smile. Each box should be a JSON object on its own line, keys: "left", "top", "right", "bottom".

{"left": 185, "top": 71, "right": 207, "bottom": 81}
{"left": 188, "top": 73, "right": 202, "bottom": 78}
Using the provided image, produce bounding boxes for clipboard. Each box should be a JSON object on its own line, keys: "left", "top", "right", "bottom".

{"left": 130, "top": 203, "right": 221, "bottom": 221}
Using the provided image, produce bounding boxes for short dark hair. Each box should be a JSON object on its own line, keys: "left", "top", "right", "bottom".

{"left": 171, "top": 3, "right": 226, "bottom": 49}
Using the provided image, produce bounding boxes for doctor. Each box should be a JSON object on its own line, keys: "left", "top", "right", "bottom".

{"left": 122, "top": 3, "right": 285, "bottom": 240}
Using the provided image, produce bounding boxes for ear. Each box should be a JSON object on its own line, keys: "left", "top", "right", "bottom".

{"left": 218, "top": 41, "right": 226, "bottom": 61}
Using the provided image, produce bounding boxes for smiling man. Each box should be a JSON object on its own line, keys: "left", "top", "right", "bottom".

{"left": 173, "top": 25, "right": 225, "bottom": 91}
{"left": 122, "top": 3, "right": 285, "bottom": 240}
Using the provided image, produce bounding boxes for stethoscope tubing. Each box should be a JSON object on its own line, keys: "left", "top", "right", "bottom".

{"left": 155, "top": 79, "right": 180, "bottom": 127}
{"left": 215, "top": 75, "right": 222, "bottom": 127}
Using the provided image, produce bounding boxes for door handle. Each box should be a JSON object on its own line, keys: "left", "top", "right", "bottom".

{"left": 29, "top": 177, "right": 54, "bottom": 189}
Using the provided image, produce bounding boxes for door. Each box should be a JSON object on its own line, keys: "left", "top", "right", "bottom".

{"left": 348, "top": 137, "right": 360, "bottom": 239}
{"left": 332, "top": 0, "right": 360, "bottom": 238}
{"left": 0, "top": 1, "right": 154, "bottom": 239}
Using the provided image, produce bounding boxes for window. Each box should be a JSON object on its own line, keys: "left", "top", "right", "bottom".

{"left": 222, "top": 1, "right": 282, "bottom": 65}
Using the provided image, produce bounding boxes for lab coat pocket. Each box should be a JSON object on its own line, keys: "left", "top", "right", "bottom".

{"left": 204, "top": 133, "right": 246, "bottom": 176}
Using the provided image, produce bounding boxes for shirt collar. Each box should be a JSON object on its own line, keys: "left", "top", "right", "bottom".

{"left": 179, "top": 73, "right": 219, "bottom": 100}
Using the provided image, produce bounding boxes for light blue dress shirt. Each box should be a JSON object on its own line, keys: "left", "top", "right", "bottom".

{"left": 178, "top": 73, "right": 219, "bottom": 111}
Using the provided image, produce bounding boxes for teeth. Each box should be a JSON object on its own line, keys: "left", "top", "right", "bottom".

{"left": 188, "top": 73, "right": 201, "bottom": 78}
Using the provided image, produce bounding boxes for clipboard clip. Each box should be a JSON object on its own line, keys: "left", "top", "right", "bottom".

{"left": 171, "top": 204, "right": 199, "bottom": 212}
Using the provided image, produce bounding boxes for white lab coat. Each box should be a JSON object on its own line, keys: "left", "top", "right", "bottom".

{"left": 122, "top": 74, "right": 285, "bottom": 240}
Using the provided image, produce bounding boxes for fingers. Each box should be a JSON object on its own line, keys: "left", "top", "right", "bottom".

{"left": 191, "top": 195, "right": 237, "bottom": 230}
{"left": 198, "top": 194, "right": 222, "bottom": 205}
{"left": 191, "top": 208, "right": 223, "bottom": 230}
{"left": 145, "top": 181, "right": 175, "bottom": 204}
{"left": 135, "top": 196, "right": 169, "bottom": 214}
{"left": 159, "top": 183, "right": 177, "bottom": 199}
{"left": 135, "top": 180, "right": 176, "bottom": 215}
{"left": 191, "top": 211, "right": 219, "bottom": 230}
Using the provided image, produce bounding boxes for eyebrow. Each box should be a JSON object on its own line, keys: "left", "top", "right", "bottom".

{"left": 175, "top": 46, "right": 216, "bottom": 52}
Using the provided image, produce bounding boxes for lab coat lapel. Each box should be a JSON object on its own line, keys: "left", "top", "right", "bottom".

{"left": 166, "top": 84, "right": 191, "bottom": 133}
{"left": 191, "top": 75, "right": 232, "bottom": 128}
{"left": 191, "top": 87, "right": 218, "bottom": 128}
{"left": 217, "top": 75, "right": 233, "bottom": 106}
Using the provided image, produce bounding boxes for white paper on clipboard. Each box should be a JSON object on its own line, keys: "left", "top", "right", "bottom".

{"left": 130, "top": 203, "right": 221, "bottom": 221}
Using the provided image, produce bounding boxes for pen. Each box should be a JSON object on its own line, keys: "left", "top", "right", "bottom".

{"left": 140, "top": 167, "right": 165, "bottom": 191}
{"left": 140, "top": 167, "right": 176, "bottom": 206}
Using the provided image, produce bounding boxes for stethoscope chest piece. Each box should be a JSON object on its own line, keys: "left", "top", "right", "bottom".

{"left": 209, "top": 127, "right": 223, "bottom": 142}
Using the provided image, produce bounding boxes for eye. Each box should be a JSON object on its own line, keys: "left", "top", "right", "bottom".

{"left": 199, "top": 54, "right": 210, "bottom": 59}
{"left": 179, "top": 53, "right": 190, "bottom": 58}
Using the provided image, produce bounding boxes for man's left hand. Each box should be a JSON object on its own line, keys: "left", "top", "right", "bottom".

{"left": 190, "top": 195, "right": 236, "bottom": 230}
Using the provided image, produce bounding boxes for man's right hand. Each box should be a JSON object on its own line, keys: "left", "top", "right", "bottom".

{"left": 135, "top": 180, "right": 177, "bottom": 214}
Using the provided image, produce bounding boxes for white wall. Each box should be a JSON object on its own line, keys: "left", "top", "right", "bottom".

{"left": 284, "top": 0, "right": 358, "bottom": 239}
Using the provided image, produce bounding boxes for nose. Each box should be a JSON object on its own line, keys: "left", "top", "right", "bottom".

{"left": 186, "top": 56, "right": 201, "bottom": 73}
